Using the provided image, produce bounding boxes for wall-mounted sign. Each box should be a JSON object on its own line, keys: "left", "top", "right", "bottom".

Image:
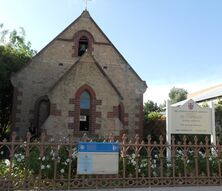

{"left": 80, "top": 115, "right": 87, "bottom": 121}
{"left": 77, "top": 142, "right": 119, "bottom": 174}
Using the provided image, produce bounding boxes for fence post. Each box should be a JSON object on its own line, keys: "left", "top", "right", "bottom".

{"left": 166, "top": 100, "right": 171, "bottom": 161}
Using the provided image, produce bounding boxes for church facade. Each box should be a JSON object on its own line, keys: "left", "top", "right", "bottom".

{"left": 11, "top": 11, "right": 147, "bottom": 139}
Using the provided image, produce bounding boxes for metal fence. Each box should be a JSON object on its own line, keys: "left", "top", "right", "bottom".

{"left": 0, "top": 132, "right": 222, "bottom": 190}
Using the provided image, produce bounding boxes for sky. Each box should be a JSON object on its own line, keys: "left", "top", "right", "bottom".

{"left": 1, "top": 0, "right": 222, "bottom": 104}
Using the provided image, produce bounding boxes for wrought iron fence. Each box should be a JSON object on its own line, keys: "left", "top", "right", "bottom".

{"left": 0, "top": 132, "right": 222, "bottom": 190}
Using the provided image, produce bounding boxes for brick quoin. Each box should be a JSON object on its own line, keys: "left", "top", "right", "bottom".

{"left": 69, "top": 98, "right": 75, "bottom": 104}
{"left": 95, "top": 112, "right": 101, "bottom": 118}
{"left": 95, "top": 99, "right": 102, "bottom": 105}
{"left": 95, "top": 123, "right": 101, "bottom": 129}
{"left": 136, "top": 95, "right": 144, "bottom": 136}
{"left": 123, "top": 121, "right": 128, "bottom": 126}
{"left": 107, "top": 106, "right": 119, "bottom": 118}
{"left": 124, "top": 113, "right": 129, "bottom": 117}
{"left": 50, "top": 104, "right": 62, "bottom": 116}
{"left": 68, "top": 111, "right": 74, "bottom": 117}
{"left": 68, "top": 123, "right": 74, "bottom": 129}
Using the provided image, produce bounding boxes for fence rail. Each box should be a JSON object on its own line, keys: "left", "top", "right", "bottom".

{"left": 0, "top": 132, "right": 222, "bottom": 190}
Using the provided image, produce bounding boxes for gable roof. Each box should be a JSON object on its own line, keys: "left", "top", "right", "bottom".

{"left": 49, "top": 51, "right": 123, "bottom": 100}
{"left": 12, "top": 10, "right": 147, "bottom": 89}
{"left": 83, "top": 11, "right": 147, "bottom": 87}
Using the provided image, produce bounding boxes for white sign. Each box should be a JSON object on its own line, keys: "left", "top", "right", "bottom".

{"left": 169, "top": 100, "right": 212, "bottom": 134}
{"left": 166, "top": 99, "right": 216, "bottom": 160}
{"left": 77, "top": 152, "right": 119, "bottom": 174}
{"left": 80, "top": 115, "right": 87, "bottom": 121}
{"left": 77, "top": 142, "right": 119, "bottom": 174}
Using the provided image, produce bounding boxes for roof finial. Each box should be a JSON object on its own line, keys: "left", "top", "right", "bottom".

{"left": 83, "top": 0, "right": 92, "bottom": 10}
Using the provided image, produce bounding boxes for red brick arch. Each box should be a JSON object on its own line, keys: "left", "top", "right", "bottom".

{"left": 74, "top": 84, "right": 96, "bottom": 134}
{"left": 73, "top": 30, "right": 94, "bottom": 57}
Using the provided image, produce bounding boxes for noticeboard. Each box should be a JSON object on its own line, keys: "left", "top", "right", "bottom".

{"left": 77, "top": 142, "right": 119, "bottom": 174}
{"left": 169, "top": 99, "right": 212, "bottom": 134}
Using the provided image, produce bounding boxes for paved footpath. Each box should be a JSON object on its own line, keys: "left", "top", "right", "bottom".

{"left": 54, "top": 186, "right": 222, "bottom": 191}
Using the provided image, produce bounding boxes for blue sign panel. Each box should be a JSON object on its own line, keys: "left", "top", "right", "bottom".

{"left": 78, "top": 154, "right": 93, "bottom": 174}
{"left": 78, "top": 142, "right": 119, "bottom": 152}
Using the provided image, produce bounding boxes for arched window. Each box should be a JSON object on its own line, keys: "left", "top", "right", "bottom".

{"left": 78, "top": 36, "right": 89, "bottom": 56}
{"left": 74, "top": 84, "right": 96, "bottom": 134}
{"left": 32, "top": 96, "right": 50, "bottom": 138}
{"left": 80, "top": 91, "right": 91, "bottom": 131}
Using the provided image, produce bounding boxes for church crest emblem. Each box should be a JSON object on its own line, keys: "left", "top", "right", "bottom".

{"left": 188, "top": 102, "right": 194, "bottom": 110}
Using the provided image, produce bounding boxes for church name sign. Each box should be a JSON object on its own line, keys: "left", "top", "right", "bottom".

{"left": 168, "top": 100, "right": 212, "bottom": 134}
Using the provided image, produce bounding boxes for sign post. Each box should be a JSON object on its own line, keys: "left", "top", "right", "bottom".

{"left": 166, "top": 100, "right": 171, "bottom": 160}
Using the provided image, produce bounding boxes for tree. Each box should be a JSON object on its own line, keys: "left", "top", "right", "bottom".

{"left": 215, "top": 100, "right": 222, "bottom": 141}
{"left": 143, "top": 100, "right": 166, "bottom": 141}
{"left": 144, "top": 100, "right": 161, "bottom": 122}
{"left": 169, "top": 87, "right": 188, "bottom": 104}
{"left": 0, "top": 24, "right": 36, "bottom": 140}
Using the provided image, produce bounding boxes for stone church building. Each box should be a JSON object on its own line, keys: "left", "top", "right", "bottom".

{"left": 11, "top": 10, "right": 147, "bottom": 139}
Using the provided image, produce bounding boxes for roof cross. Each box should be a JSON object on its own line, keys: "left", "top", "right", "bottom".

{"left": 83, "top": 0, "right": 92, "bottom": 10}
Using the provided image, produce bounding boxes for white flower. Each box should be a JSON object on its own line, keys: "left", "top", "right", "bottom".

{"left": 153, "top": 159, "right": 156, "bottom": 164}
{"left": 131, "top": 153, "right": 136, "bottom": 159}
{"left": 151, "top": 164, "right": 156, "bottom": 169}
{"left": 17, "top": 158, "right": 21, "bottom": 162}
{"left": 209, "top": 157, "right": 212, "bottom": 161}
{"left": 46, "top": 164, "right": 50, "bottom": 169}
{"left": 50, "top": 138, "right": 55, "bottom": 142}
{"left": 15, "top": 154, "right": 18, "bottom": 158}
{"left": 60, "top": 169, "right": 65, "bottom": 173}
{"left": 41, "top": 165, "right": 45, "bottom": 169}
{"left": 187, "top": 160, "right": 190, "bottom": 164}
{"left": 0, "top": 151, "right": 3, "bottom": 155}
{"left": 4, "top": 159, "right": 10, "bottom": 166}
{"left": 66, "top": 159, "right": 70, "bottom": 163}
{"left": 138, "top": 169, "right": 141, "bottom": 173}
{"left": 154, "top": 154, "right": 158, "bottom": 159}
{"left": 21, "top": 155, "right": 25, "bottom": 160}
{"left": 42, "top": 156, "right": 45, "bottom": 161}
{"left": 167, "top": 163, "right": 171, "bottom": 168}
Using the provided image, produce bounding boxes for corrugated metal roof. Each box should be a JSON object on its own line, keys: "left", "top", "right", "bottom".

{"left": 191, "top": 87, "right": 222, "bottom": 102}
{"left": 172, "top": 86, "right": 222, "bottom": 106}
